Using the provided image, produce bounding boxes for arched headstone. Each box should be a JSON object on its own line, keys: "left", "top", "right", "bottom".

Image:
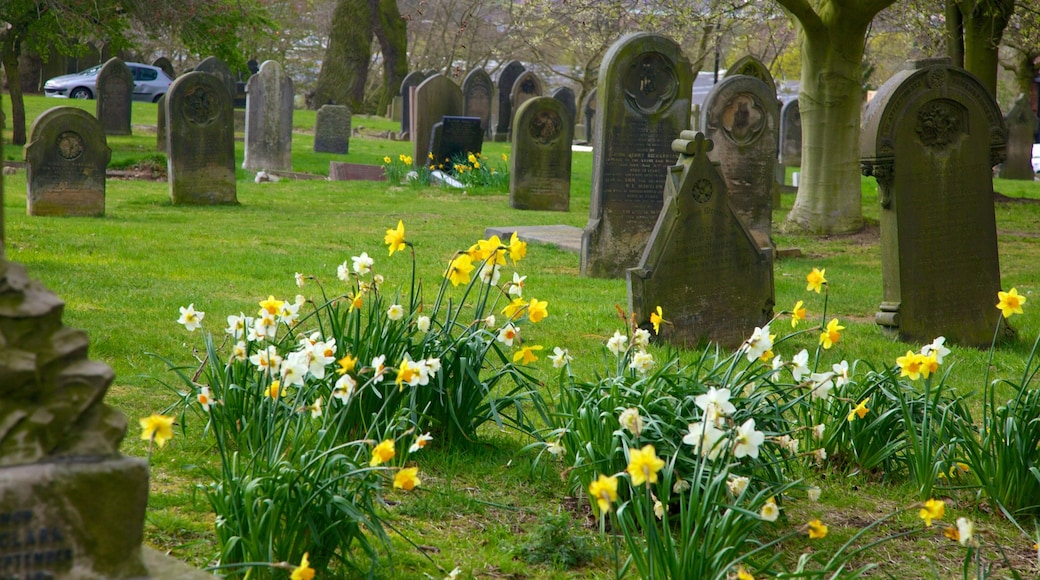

{"left": 581, "top": 88, "right": 597, "bottom": 143}
{"left": 412, "top": 74, "right": 464, "bottom": 165}
{"left": 166, "top": 71, "right": 237, "bottom": 205}
{"left": 244, "top": 60, "right": 294, "bottom": 171}
{"left": 493, "top": 61, "right": 526, "bottom": 141}
{"left": 400, "top": 71, "right": 428, "bottom": 137}
{"left": 725, "top": 55, "right": 778, "bottom": 98}
{"left": 779, "top": 99, "right": 802, "bottom": 167}
{"left": 510, "top": 97, "right": 572, "bottom": 211}
{"left": 999, "top": 94, "right": 1037, "bottom": 180}
{"left": 25, "top": 107, "right": 111, "bottom": 216}
{"left": 462, "top": 68, "right": 494, "bottom": 135}
{"left": 509, "top": 71, "right": 544, "bottom": 122}
{"left": 152, "top": 56, "right": 175, "bottom": 79}
{"left": 195, "top": 56, "right": 236, "bottom": 104}
{"left": 551, "top": 87, "right": 577, "bottom": 130}
{"left": 96, "top": 58, "right": 133, "bottom": 136}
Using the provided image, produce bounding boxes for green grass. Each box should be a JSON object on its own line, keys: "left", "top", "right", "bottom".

{"left": 3, "top": 93, "right": 1040, "bottom": 577}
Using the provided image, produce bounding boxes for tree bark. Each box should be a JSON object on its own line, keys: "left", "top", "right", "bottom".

{"left": 311, "top": 0, "right": 373, "bottom": 111}
{"left": 946, "top": 1, "right": 964, "bottom": 67}
{"left": 1, "top": 31, "right": 28, "bottom": 146}
{"left": 957, "top": 0, "right": 1014, "bottom": 96}
{"left": 370, "top": 0, "right": 408, "bottom": 116}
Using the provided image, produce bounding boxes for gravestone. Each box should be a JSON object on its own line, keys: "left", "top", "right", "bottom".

{"left": 551, "top": 87, "right": 577, "bottom": 131}
{"left": 510, "top": 71, "right": 544, "bottom": 122}
{"left": 390, "top": 96, "right": 402, "bottom": 122}
{"left": 412, "top": 74, "right": 464, "bottom": 166}
{"left": 314, "top": 105, "right": 351, "bottom": 154}
{"left": 581, "top": 33, "right": 693, "bottom": 278}
{"left": 999, "top": 95, "right": 1037, "bottom": 180}
{"left": 493, "top": 61, "right": 526, "bottom": 142}
{"left": 779, "top": 99, "right": 802, "bottom": 167}
{"left": 581, "top": 88, "right": 598, "bottom": 143}
{"left": 25, "top": 107, "right": 111, "bottom": 217}
{"left": 724, "top": 55, "right": 778, "bottom": 98}
{"left": 691, "top": 104, "right": 701, "bottom": 131}
{"left": 861, "top": 59, "right": 1006, "bottom": 347}
{"left": 243, "top": 60, "right": 294, "bottom": 172}
{"left": 429, "top": 116, "right": 483, "bottom": 167}
{"left": 156, "top": 95, "right": 167, "bottom": 152}
{"left": 700, "top": 74, "right": 779, "bottom": 248}
{"left": 152, "top": 56, "right": 175, "bottom": 79}
{"left": 510, "top": 97, "right": 573, "bottom": 212}
{"left": 462, "top": 68, "right": 494, "bottom": 135}
{"left": 400, "top": 71, "right": 427, "bottom": 137}
{"left": 96, "top": 58, "right": 133, "bottom": 136}
{"left": 166, "top": 71, "right": 238, "bottom": 205}
{"left": 628, "top": 132, "right": 773, "bottom": 348}
{"left": 195, "top": 56, "right": 236, "bottom": 106}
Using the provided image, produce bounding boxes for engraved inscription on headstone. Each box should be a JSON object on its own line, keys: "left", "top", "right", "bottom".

{"left": 510, "top": 97, "right": 572, "bottom": 212}
{"left": 166, "top": 71, "right": 238, "bottom": 205}
{"left": 96, "top": 58, "right": 133, "bottom": 136}
{"left": 25, "top": 106, "right": 111, "bottom": 217}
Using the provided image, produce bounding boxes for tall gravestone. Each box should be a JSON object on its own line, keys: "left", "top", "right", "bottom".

{"left": 628, "top": 132, "right": 773, "bottom": 347}
{"left": 510, "top": 97, "right": 573, "bottom": 212}
{"left": 581, "top": 88, "right": 598, "bottom": 143}
{"left": 999, "top": 95, "right": 1037, "bottom": 180}
{"left": 412, "top": 74, "right": 464, "bottom": 166}
{"left": 96, "top": 58, "right": 133, "bottom": 137}
{"left": 510, "top": 71, "right": 544, "bottom": 123}
{"left": 313, "top": 105, "right": 351, "bottom": 154}
{"left": 551, "top": 87, "right": 577, "bottom": 131}
{"left": 493, "top": 61, "right": 526, "bottom": 142}
{"left": 25, "top": 107, "right": 111, "bottom": 217}
{"left": 779, "top": 99, "right": 802, "bottom": 167}
{"left": 156, "top": 95, "right": 167, "bottom": 153}
{"left": 166, "top": 71, "right": 238, "bottom": 205}
{"left": 243, "top": 60, "right": 294, "bottom": 172}
{"left": 195, "top": 56, "right": 236, "bottom": 107}
{"left": 400, "top": 71, "right": 427, "bottom": 138}
{"left": 152, "top": 56, "right": 175, "bottom": 79}
{"left": 700, "top": 74, "right": 779, "bottom": 248}
{"left": 724, "top": 56, "right": 778, "bottom": 98}
{"left": 581, "top": 33, "right": 693, "bottom": 278}
{"left": 462, "top": 68, "right": 494, "bottom": 135}
{"left": 861, "top": 59, "right": 1007, "bottom": 347}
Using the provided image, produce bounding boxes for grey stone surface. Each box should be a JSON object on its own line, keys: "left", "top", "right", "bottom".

{"left": 628, "top": 132, "right": 773, "bottom": 348}
{"left": 142, "top": 547, "right": 216, "bottom": 579}
{"left": 779, "top": 99, "right": 802, "bottom": 167}
{"left": 580, "top": 88, "right": 597, "bottom": 143}
{"left": 509, "top": 71, "right": 544, "bottom": 124}
{"left": 581, "top": 33, "right": 693, "bottom": 278}
{"left": 999, "top": 94, "right": 1037, "bottom": 180}
{"left": 429, "top": 116, "right": 483, "bottom": 167}
{"left": 463, "top": 68, "right": 494, "bottom": 135}
{"left": 156, "top": 95, "right": 167, "bottom": 153}
{"left": 329, "top": 162, "right": 384, "bottom": 181}
{"left": 243, "top": 60, "right": 294, "bottom": 172}
{"left": 862, "top": 60, "right": 1007, "bottom": 346}
{"left": 412, "top": 74, "right": 463, "bottom": 166}
{"left": 551, "top": 87, "right": 577, "bottom": 131}
{"left": 166, "top": 71, "right": 237, "bottom": 205}
{"left": 194, "top": 56, "right": 236, "bottom": 106}
{"left": 493, "top": 61, "right": 526, "bottom": 141}
{"left": 400, "top": 72, "right": 427, "bottom": 136}
{"left": 25, "top": 107, "right": 111, "bottom": 217}
{"left": 510, "top": 97, "right": 572, "bottom": 211}
{"left": 96, "top": 58, "right": 133, "bottom": 136}
{"left": 152, "top": 57, "right": 175, "bottom": 79}
{"left": 724, "top": 55, "right": 778, "bottom": 98}
{"left": 314, "top": 105, "right": 351, "bottom": 154}
{"left": 483, "top": 225, "right": 582, "bottom": 253}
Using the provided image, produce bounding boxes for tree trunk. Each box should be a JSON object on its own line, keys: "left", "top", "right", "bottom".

{"left": 946, "top": 2, "right": 964, "bottom": 68}
{"left": 1, "top": 46, "right": 27, "bottom": 146}
{"left": 960, "top": 2, "right": 1012, "bottom": 96}
{"left": 1010, "top": 49, "right": 1039, "bottom": 96}
{"left": 311, "top": 0, "right": 372, "bottom": 111}
{"left": 370, "top": 0, "right": 408, "bottom": 117}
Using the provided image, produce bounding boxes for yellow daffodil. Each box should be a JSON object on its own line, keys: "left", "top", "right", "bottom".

{"left": 383, "top": 156, "right": 391, "bottom": 164}
{"left": 395, "top": 358, "right": 419, "bottom": 390}
{"left": 399, "top": 154, "right": 407, "bottom": 162}
{"left": 759, "top": 497, "right": 779, "bottom": 521}
{"left": 513, "top": 345, "right": 543, "bottom": 364}
{"left": 394, "top": 467, "right": 420, "bottom": 491}
{"left": 897, "top": 350, "right": 923, "bottom": 380}
{"left": 807, "top": 519, "right": 828, "bottom": 539}
{"left": 806, "top": 267, "right": 827, "bottom": 293}
{"left": 139, "top": 414, "right": 175, "bottom": 448}
{"left": 919, "top": 352, "right": 939, "bottom": 379}
{"left": 527, "top": 298, "right": 549, "bottom": 323}
{"left": 791, "top": 300, "right": 806, "bottom": 328}
{"left": 468, "top": 152, "right": 477, "bottom": 164}
{"left": 626, "top": 444, "right": 665, "bottom": 487}
{"left": 258, "top": 295, "right": 284, "bottom": 317}
{"left": 502, "top": 297, "right": 527, "bottom": 319}
{"left": 588, "top": 474, "right": 618, "bottom": 513}
{"left": 447, "top": 254, "right": 475, "bottom": 287}
{"left": 428, "top": 151, "right": 435, "bottom": 160}
{"left": 475, "top": 235, "right": 506, "bottom": 265}
{"left": 508, "top": 232, "right": 527, "bottom": 263}
{"left": 919, "top": 498, "right": 945, "bottom": 527}
{"left": 997, "top": 288, "right": 1026, "bottom": 318}
{"left": 650, "top": 306, "right": 664, "bottom": 334}
{"left": 736, "top": 566, "right": 755, "bottom": 580}
{"left": 384, "top": 220, "right": 407, "bottom": 256}
{"left": 403, "top": 155, "right": 412, "bottom": 165}
{"left": 847, "top": 398, "right": 870, "bottom": 421}
{"left": 265, "top": 380, "right": 284, "bottom": 399}
{"left": 501, "top": 152, "right": 508, "bottom": 161}
{"left": 291, "top": 552, "right": 315, "bottom": 580}
{"left": 370, "top": 439, "right": 396, "bottom": 466}
{"left": 944, "top": 526, "right": 960, "bottom": 542}
{"left": 819, "top": 318, "right": 843, "bottom": 349}
{"left": 336, "top": 354, "right": 358, "bottom": 375}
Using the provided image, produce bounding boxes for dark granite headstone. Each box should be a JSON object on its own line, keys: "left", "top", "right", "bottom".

{"left": 25, "top": 107, "right": 111, "bottom": 216}
{"left": 510, "top": 71, "right": 544, "bottom": 125}
{"left": 195, "top": 56, "right": 236, "bottom": 107}
{"left": 152, "top": 56, "right": 175, "bottom": 79}
{"left": 581, "top": 88, "right": 598, "bottom": 144}
{"left": 510, "top": 97, "right": 572, "bottom": 212}
{"left": 166, "top": 71, "right": 237, "bottom": 205}
{"left": 999, "top": 95, "right": 1037, "bottom": 180}
{"left": 580, "top": 33, "right": 693, "bottom": 278}
{"left": 243, "top": 60, "right": 294, "bottom": 171}
{"left": 628, "top": 132, "right": 773, "bottom": 347}
{"left": 551, "top": 87, "right": 577, "bottom": 131}
{"left": 412, "top": 74, "right": 464, "bottom": 166}
{"left": 700, "top": 74, "right": 779, "bottom": 248}
{"left": 400, "top": 71, "right": 427, "bottom": 137}
{"left": 779, "top": 99, "right": 802, "bottom": 167}
{"left": 462, "top": 68, "right": 494, "bottom": 135}
{"left": 156, "top": 95, "right": 167, "bottom": 153}
{"left": 493, "top": 61, "right": 526, "bottom": 142}
{"left": 429, "top": 116, "right": 483, "bottom": 167}
{"left": 861, "top": 59, "right": 1007, "bottom": 346}
{"left": 96, "top": 58, "right": 133, "bottom": 136}
{"left": 314, "top": 105, "right": 351, "bottom": 154}
{"left": 725, "top": 55, "right": 778, "bottom": 98}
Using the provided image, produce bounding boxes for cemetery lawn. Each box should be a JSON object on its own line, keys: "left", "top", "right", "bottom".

{"left": 5, "top": 94, "right": 1040, "bottom": 577}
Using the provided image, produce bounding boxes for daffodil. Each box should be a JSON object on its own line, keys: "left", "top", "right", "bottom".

{"left": 626, "top": 444, "right": 665, "bottom": 486}
{"left": 736, "top": 566, "right": 755, "bottom": 580}
{"left": 383, "top": 156, "right": 392, "bottom": 164}
{"left": 447, "top": 254, "right": 475, "bottom": 286}
{"left": 333, "top": 374, "right": 356, "bottom": 402}
{"left": 791, "top": 349, "right": 810, "bottom": 382}
{"left": 197, "top": 386, "right": 213, "bottom": 411}
{"left": 291, "top": 552, "right": 315, "bottom": 580}
{"left": 264, "top": 380, "right": 284, "bottom": 399}
{"left": 744, "top": 324, "right": 773, "bottom": 361}
{"left": 384, "top": 220, "right": 407, "bottom": 256}
{"left": 956, "top": 517, "right": 974, "bottom": 546}
{"left": 619, "top": 408, "right": 643, "bottom": 437}
{"left": 513, "top": 345, "right": 543, "bottom": 364}
{"left": 475, "top": 235, "right": 506, "bottom": 265}
{"left": 502, "top": 297, "right": 527, "bottom": 319}
{"left": 806, "top": 267, "right": 827, "bottom": 293}
{"left": 549, "top": 346, "right": 572, "bottom": 369}
{"left": 807, "top": 486, "right": 822, "bottom": 501}
{"left": 409, "top": 432, "right": 433, "bottom": 453}
{"left": 527, "top": 298, "right": 549, "bottom": 323}
{"left": 508, "top": 272, "right": 526, "bottom": 297}
{"left": 807, "top": 519, "right": 828, "bottom": 539}
{"left": 727, "top": 476, "right": 749, "bottom": 496}
{"left": 629, "top": 350, "right": 654, "bottom": 374}
{"left": 897, "top": 350, "right": 924, "bottom": 380}
{"left": 394, "top": 467, "right": 420, "bottom": 490}
{"left": 919, "top": 352, "right": 939, "bottom": 379}
{"left": 997, "top": 287, "right": 1026, "bottom": 318}
{"left": 919, "top": 498, "right": 945, "bottom": 527}
{"left": 819, "top": 318, "right": 843, "bottom": 349}
{"left": 632, "top": 328, "right": 651, "bottom": 349}
{"left": 139, "top": 414, "right": 175, "bottom": 448}
{"left": 352, "top": 252, "right": 374, "bottom": 275}
{"left": 921, "top": 336, "right": 951, "bottom": 363}
{"left": 370, "top": 439, "right": 396, "bottom": 466}
{"left": 225, "top": 313, "right": 249, "bottom": 339}
{"left": 497, "top": 324, "right": 519, "bottom": 347}
{"left": 508, "top": 232, "right": 527, "bottom": 263}
{"left": 733, "top": 418, "right": 765, "bottom": 459}
{"left": 258, "top": 295, "right": 283, "bottom": 317}
{"left": 606, "top": 331, "right": 627, "bottom": 355}
{"left": 387, "top": 304, "right": 404, "bottom": 321}
{"left": 695, "top": 386, "right": 736, "bottom": 422}
{"left": 759, "top": 497, "right": 779, "bottom": 522}
{"left": 416, "top": 315, "right": 431, "bottom": 333}
{"left": 848, "top": 398, "right": 870, "bottom": 421}
{"left": 650, "top": 306, "right": 664, "bottom": 334}
{"left": 684, "top": 421, "right": 725, "bottom": 459}
{"left": 791, "top": 300, "right": 806, "bottom": 327}
{"left": 177, "top": 303, "right": 205, "bottom": 331}
{"left": 588, "top": 474, "right": 618, "bottom": 513}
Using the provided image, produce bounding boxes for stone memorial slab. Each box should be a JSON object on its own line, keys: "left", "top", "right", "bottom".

{"left": 166, "top": 71, "right": 238, "bottom": 205}
{"left": 243, "top": 60, "right": 294, "bottom": 172}
{"left": 725, "top": 55, "right": 778, "bottom": 98}
{"left": 329, "top": 162, "right": 384, "bottom": 181}
{"left": 96, "top": 58, "right": 133, "bottom": 136}
{"left": 156, "top": 95, "right": 167, "bottom": 153}
{"left": 152, "top": 56, "right": 175, "bottom": 79}
{"left": 314, "top": 105, "right": 351, "bottom": 154}
{"left": 780, "top": 99, "right": 802, "bottom": 167}
{"left": 25, "top": 107, "right": 111, "bottom": 217}
{"left": 483, "top": 225, "right": 583, "bottom": 253}
{"left": 581, "top": 88, "right": 597, "bottom": 144}
{"left": 700, "top": 74, "right": 779, "bottom": 248}
{"left": 862, "top": 59, "right": 1006, "bottom": 346}
{"left": 551, "top": 87, "right": 577, "bottom": 130}
{"left": 999, "top": 95, "right": 1037, "bottom": 180}
{"left": 400, "top": 71, "right": 427, "bottom": 137}
{"left": 510, "top": 71, "right": 544, "bottom": 123}
{"left": 581, "top": 33, "right": 693, "bottom": 278}
{"left": 493, "top": 61, "right": 526, "bottom": 142}
{"left": 462, "top": 68, "right": 494, "bottom": 135}
{"left": 628, "top": 132, "right": 773, "bottom": 347}
{"left": 429, "top": 116, "right": 483, "bottom": 167}
{"left": 412, "top": 74, "right": 464, "bottom": 166}
{"left": 510, "top": 97, "right": 572, "bottom": 212}
{"left": 195, "top": 56, "right": 236, "bottom": 106}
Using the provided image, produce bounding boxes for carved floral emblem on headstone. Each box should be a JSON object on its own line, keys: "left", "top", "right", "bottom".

{"left": 56, "top": 131, "right": 85, "bottom": 160}
{"left": 623, "top": 52, "right": 677, "bottom": 115}
{"left": 720, "top": 94, "right": 765, "bottom": 145}
{"left": 691, "top": 178, "right": 713, "bottom": 203}
{"left": 183, "top": 86, "right": 219, "bottom": 126}
{"left": 915, "top": 100, "right": 963, "bottom": 150}
{"left": 530, "top": 109, "right": 562, "bottom": 145}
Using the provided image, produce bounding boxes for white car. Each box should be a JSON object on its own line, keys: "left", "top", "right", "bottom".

{"left": 1033, "top": 143, "right": 1040, "bottom": 173}
{"left": 43, "top": 63, "right": 173, "bottom": 103}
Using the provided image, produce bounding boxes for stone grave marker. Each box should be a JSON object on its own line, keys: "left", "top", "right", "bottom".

{"left": 96, "top": 58, "right": 133, "bottom": 136}
{"left": 314, "top": 105, "right": 351, "bottom": 154}
{"left": 156, "top": 94, "right": 167, "bottom": 153}
{"left": 166, "top": 71, "right": 238, "bottom": 205}
{"left": 510, "top": 97, "right": 573, "bottom": 212}
{"left": 462, "top": 68, "right": 494, "bottom": 135}
{"left": 400, "top": 71, "right": 427, "bottom": 137}
{"left": 999, "top": 95, "right": 1037, "bottom": 180}
{"left": 195, "top": 56, "right": 236, "bottom": 106}
{"left": 429, "top": 116, "right": 483, "bottom": 168}
{"left": 628, "top": 132, "right": 773, "bottom": 348}
{"left": 861, "top": 59, "right": 1007, "bottom": 346}
{"left": 412, "top": 74, "right": 464, "bottom": 166}
{"left": 700, "top": 73, "right": 779, "bottom": 248}
{"left": 551, "top": 86, "right": 577, "bottom": 131}
{"left": 724, "top": 55, "right": 778, "bottom": 98}
{"left": 25, "top": 107, "right": 111, "bottom": 217}
{"left": 152, "top": 56, "right": 175, "bottom": 79}
{"left": 780, "top": 99, "right": 802, "bottom": 167}
{"left": 493, "top": 61, "right": 526, "bottom": 142}
{"left": 243, "top": 60, "right": 294, "bottom": 172}
{"left": 581, "top": 32, "right": 693, "bottom": 278}
{"left": 510, "top": 71, "right": 544, "bottom": 124}
{"left": 581, "top": 88, "right": 597, "bottom": 144}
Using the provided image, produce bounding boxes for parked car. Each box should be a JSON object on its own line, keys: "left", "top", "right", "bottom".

{"left": 1033, "top": 143, "right": 1040, "bottom": 174}
{"left": 43, "top": 63, "right": 173, "bottom": 102}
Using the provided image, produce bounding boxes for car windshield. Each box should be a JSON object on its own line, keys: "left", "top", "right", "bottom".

{"left": 78, "top": 65, "right": 102, "bottom": 76}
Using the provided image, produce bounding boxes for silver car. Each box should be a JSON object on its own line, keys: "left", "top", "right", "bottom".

{"left": 43, "top": 63, "right": 173, "bottom": 103}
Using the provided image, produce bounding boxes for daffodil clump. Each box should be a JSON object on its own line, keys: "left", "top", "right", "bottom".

{"left": 382, "top": 153, "right": 413, "bottom": 186}
{"left": 439, "top": 151, "right": 509, "bottom": 190}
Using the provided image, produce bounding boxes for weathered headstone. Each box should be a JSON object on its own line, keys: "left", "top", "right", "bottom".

{"left": 725, "top": 55, "right": 778, "bottom": 98}
{"left": 429, "top": 116, "right": 483, "bottom": 167}
{"left": 156, "top": 94, "right": 167, "bottom": 153}
{"left": 551, "top": 86, "right": 577, "bottom": 131}
{"left": 390, "top": 96, "right": 403, "bottom": 122}
{"left": 243, "top": 60, "right": 294, "bottom": 172}
{"left": 166, "top": 71, "right": 238, "bottom": 205}
{"left": 152, "top": 56, "right": 175, "bottom": 79}
{"left": 510, "top": 97, "right": 573, "bottom": 212}
{"left": 779, "top": 99, "right": 802, "bottom": 167}
{"left": 195, "top": 56, "right": 236, "bottom": 106}
{"left": 493, "top": 61, "right": 526, "bottom": 142}
{"left": 314, "top": 105, "right": 351, "bottom": 154}
{"left": 462, "top": 68, "right": 494, "bottom": 135}
{"left": 581, "top": 88, "right": 598, "bottom": 144}
{"left": 25, "top": 107, "right": 111, "bottom": 217}
{"left": 700, "top": 74, "right": 779, "bottom": 248}
{"left": 861, "top": 59, "right": 1007, "bottom": 346}
{"left": 510, "top": 71, "right": 544, "bottom": 123}
{"left": 580, "top": 33, "right": 693, "bottom": 278}
{"left": 999, "top": 94, "right": 1037, "bottom": 180}
{"left": 628, "top": 132, "right": 773, "bottom": 347}
{"left": 400, "top": 71, "right": 427, "bottom": 137}
{"left": 96, "top": 58, "right": 133, "bottom": 136}
{"left": 412, "top": 74, "right": 464, "bottom": 166}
